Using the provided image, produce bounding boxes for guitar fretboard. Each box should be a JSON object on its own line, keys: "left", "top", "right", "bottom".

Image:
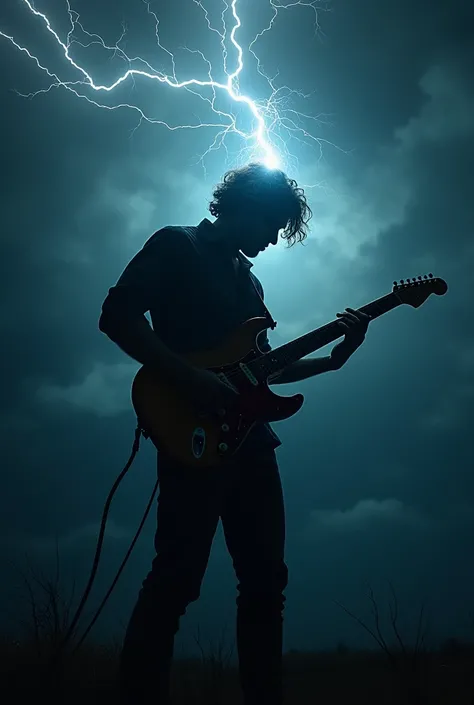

{"left": 253, "top": 291, "right": 402, "bottom": 377}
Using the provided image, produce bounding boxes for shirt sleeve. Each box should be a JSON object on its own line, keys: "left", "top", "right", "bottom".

{"left": 99, "top": 227, "right": 189, "bottom": 329}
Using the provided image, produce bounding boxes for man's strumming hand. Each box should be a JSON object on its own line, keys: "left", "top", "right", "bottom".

{"left": 186, "top": 367, "right": 239, "bottom": 417}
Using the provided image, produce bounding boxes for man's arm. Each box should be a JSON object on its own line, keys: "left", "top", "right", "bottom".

{"left": 258, "top": 320, "right": 336, "bottom": 385}
{"left": 269, "top": 356, "right": 336, "bottom": 384}
{"left": 254, "top": 276, "right": 336, "bottom": 385}
{"left": 99, "top": 229, "right": 197, "bottom": 383}
{"left": 100, "top": 315, "right": 197, "bottom": 380}
{"left": 268, "top": 307, "right": 371, "bottom": 384}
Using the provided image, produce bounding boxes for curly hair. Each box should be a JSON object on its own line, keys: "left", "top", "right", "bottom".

{"left": 209, "top": 162, "right": 312, "bottom": 246}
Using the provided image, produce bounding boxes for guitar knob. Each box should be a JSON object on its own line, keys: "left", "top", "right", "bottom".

{"left": 221, "top": 424, "right": 229, "bottom": 432}
{"left": 218, "top": 442, "right": 229, "bottom": 453}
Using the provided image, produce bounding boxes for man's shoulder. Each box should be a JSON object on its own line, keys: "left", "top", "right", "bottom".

{"left": 143, "top": 224, "right": 199, "bottom": 251}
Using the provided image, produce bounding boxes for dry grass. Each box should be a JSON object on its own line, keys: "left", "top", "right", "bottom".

{"left": 3, "top": 556, "right": 473, "bottom": 704}
{"left": 1, "top": 636, "right": 474, "bottom": 705}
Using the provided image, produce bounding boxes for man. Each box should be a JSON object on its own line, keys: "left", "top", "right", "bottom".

{"left": 99, "top": 162, "right": 370, "bottom": 705}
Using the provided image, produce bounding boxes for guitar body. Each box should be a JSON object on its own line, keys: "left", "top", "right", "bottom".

{"left": 131, "top": 317, "right": 304, "bottom": 468}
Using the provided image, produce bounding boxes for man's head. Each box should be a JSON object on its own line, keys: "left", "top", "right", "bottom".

{"left": 209, "top": 162, "right": 312, "bottom": 258}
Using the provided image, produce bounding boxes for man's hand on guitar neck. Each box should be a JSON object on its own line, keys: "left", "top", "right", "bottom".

{"left": 330, "top": 307, "right": 371, "bottom": 369}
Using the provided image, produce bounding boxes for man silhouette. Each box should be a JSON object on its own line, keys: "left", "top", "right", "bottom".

{"left": 99, "top": 162, "right": 370, "bottom": 704}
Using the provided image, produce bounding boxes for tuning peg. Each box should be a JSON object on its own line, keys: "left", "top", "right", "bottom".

{"left": 429, "top": 273, "right": 433, "bottom": 278}
{"left": 423, "top": 274, "right": 428, "bottom": 279}
{"left": 418, "top": 276, "right": 422, "bottom": 280}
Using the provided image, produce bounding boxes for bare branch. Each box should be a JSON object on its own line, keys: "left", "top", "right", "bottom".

{"left": 332, "top": 597, "right": 395, "bottom": 665}
{"left": 388, "top": 581, "right": 407, "bottom": 659}
{"left": 367, "top": 586, "right": 392, "bottom": 657}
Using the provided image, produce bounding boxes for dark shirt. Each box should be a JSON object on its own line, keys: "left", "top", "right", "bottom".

{"left": 100, "top": 218, "right": 281, "bottom": 453}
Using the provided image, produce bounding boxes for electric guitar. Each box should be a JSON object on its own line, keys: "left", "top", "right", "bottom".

{"left": 132, "top": 274, "right": 447, "bottom": 467}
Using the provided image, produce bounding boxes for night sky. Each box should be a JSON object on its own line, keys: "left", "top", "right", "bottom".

{"left": 1, "top": 0, "right": 473, "bottom": 657}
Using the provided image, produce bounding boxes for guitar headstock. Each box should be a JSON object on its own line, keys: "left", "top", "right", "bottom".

{"left": 393, "top": 273, "right": 448, "bottom": 308}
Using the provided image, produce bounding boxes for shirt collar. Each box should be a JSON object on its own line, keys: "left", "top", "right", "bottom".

{"left": 197, "top": 218, "right": 253, "bottom": 269}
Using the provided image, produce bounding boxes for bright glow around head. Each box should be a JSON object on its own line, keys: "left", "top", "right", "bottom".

{"left": 263, "top": 152, "right": 281, "bottom": 170}
{"left": 0, "top": 0, "right": 336, "bottom": 175}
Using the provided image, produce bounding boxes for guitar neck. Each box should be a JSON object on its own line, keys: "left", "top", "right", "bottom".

{"left": 259, "top": 290, "right": 402, "bottom": 375}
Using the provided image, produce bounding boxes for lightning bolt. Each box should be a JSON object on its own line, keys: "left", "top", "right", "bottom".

{"left": 1, "top": 0, "right": 338, "bottom": 175}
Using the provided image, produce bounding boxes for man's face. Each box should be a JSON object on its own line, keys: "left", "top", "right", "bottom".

{"left": 234, "top": 209, "right": 287, "bottom": 258}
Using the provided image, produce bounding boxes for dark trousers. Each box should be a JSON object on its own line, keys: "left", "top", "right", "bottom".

{"left": 118, "top": 446, "right": 288, "bottom": 705}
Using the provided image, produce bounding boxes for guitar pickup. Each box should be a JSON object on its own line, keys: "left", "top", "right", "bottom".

{"left": 239, "top": 362, "right": 258, "bottom": 386}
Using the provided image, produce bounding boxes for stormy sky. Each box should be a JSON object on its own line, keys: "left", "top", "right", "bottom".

{"left": 0, "top": 0, "right": 473, "bottom": 655}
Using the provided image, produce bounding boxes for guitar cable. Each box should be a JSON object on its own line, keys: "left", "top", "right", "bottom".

{"left": 48, "top": 424, "right": 158, "bottom": 669}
